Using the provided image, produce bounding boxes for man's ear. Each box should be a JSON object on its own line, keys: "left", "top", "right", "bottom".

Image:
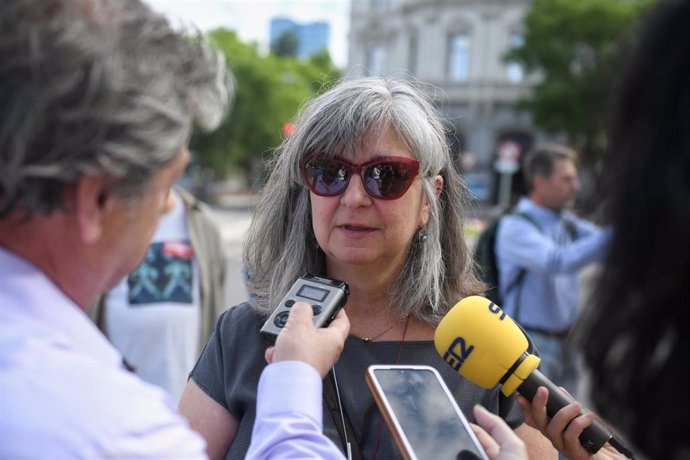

{"left": 72, "top": 175, "right": 113, "bottom": 244}
{"left": 532, "top": 175, "right": 547, "bottom": 194}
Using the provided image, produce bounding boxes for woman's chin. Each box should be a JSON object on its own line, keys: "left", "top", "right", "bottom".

{"left": 329, "top": 251, "right": 382, "bottom": 267}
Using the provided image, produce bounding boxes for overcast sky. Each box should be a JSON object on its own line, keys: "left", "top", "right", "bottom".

{"left": 144, "top": 0, "right": 351, "bottom": 67}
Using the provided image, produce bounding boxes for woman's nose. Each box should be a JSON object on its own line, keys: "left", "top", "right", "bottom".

{"left": 339, "top": 173, "right": 372, "bottom": 206}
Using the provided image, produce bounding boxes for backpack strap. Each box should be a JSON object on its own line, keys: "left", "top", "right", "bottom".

{"left": 561, "top": 218, "right": 578, "bottom": 240}
{"left": 511, "top": 210, "right": 541, "bottom": 232}
{"left": 504, "top": 211, "right": 578, "bottom": 322}
{"left": 503, "top": 210, "right": 541, "bottom": 323}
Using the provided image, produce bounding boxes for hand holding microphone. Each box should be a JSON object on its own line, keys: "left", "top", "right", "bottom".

{"left": 517, "top": 387, "right": 628, "bottom": 460}
{"left": 433, "top": 296, "right": 632, "bottom": 457}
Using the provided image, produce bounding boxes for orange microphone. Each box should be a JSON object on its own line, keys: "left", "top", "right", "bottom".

{"left": 434, "top": 296, "right": 623, "bottom": 456}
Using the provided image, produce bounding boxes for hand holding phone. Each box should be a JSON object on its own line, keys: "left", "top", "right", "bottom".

{"left": 471, "top": 405, "right": 527, "bottom": 460}
{"left": 366, "top": 365, "right": 490, "bottom": 460}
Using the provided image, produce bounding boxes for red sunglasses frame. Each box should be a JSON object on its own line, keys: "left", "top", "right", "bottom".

{"left": 299, "top": 155, "right": 421, "bottom": 200}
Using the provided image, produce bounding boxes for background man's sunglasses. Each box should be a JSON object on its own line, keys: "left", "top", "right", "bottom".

{"left": 300, "top": 155, "right": 420, "bottom": 200}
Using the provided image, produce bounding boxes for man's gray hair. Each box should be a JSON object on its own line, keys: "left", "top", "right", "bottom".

{"left": 0, "top": 0, "right": 231, "bottom": 217}
{"left": 244, "top": 77, "right": 483, "bottom": 324}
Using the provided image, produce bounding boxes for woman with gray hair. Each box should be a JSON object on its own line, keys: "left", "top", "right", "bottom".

{"left": 179, "top": 77, "right": 554, "bottom": 459}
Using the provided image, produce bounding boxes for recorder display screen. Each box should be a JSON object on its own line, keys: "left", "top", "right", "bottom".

{"left": 297, "top": 284, "right": 329, "bottom": 302}
{"left": 372, "top": 368, "right": 485, "bottom": 460}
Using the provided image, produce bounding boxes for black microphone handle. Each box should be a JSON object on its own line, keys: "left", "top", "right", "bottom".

{"left": 517, "top": 369, "right": 612, "bottom": 454}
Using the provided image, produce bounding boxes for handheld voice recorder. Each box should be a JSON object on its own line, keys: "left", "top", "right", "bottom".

{"left": 259, "top": 274, "right": 349, "bottom": 341}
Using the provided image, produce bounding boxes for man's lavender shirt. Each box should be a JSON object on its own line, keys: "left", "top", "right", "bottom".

{"left": 0, "top": 247, "right": 206, "bottom": 459}
{"left": 247, "top": 361, "right": 346, "bottom": 459}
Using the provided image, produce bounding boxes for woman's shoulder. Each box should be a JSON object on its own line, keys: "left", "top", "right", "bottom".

{"left": 219, "top": 301, "right": 260, "bottom": 321}
{"left": 216, "top": 302, "right": 265, "bottom": 340}
{"left": 200, "top": 302, "right": 269, "bottom": 374}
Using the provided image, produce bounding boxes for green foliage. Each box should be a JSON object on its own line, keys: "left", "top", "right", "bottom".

{"left": 190, "top": 29, "right": 341, "bottom": 183}
{"left": 506, "top": 0, "right": 653, "bottom": 163}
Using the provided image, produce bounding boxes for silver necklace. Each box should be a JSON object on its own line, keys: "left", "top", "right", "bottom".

{"left": 360, "top": 316, "right": 409, "bottom": 342}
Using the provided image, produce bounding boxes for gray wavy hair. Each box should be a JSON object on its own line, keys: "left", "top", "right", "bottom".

{"left": 244, "top": 77, "right": 483, "bottom": 324}
{"left": 0, "top": 0, "right": 230, "bottom": 217}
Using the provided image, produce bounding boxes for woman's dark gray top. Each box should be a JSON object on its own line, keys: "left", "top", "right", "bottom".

{"left": 189, "top": 303, "right": 524, "bottom": 459}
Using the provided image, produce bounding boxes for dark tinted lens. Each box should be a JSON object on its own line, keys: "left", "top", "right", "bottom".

{"left": 304, "top": 158, "right": 350, "bottom": 196}
{"left": 364, "top": 162, "right": 415, "bottom": 198}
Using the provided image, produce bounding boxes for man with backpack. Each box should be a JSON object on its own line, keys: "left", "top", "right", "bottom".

{"left": 493, "top": 143, "right": 611, "bottom": 399}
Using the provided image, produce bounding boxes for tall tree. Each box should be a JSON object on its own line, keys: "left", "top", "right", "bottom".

{"left": 506, "top": 0, "right": 653, "bottom": 164}
{"left": 189, "top": 29, "right": 340, "bottom": 188}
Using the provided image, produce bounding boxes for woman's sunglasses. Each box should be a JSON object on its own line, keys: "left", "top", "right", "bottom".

{"left": 300, "top": 155, "right": 420, "bottom": 200}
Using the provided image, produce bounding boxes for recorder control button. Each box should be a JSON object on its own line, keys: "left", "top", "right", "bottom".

{"left": 284, "top": 299, "right": 295, "bottom": 308}
{"left": 274, "top": 311, "right": 290, "bottom": 328}
{"left": 312, "top": 305, "right": 322, "bottom": 316}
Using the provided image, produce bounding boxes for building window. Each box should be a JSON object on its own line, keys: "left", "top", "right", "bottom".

{"left": 506, "top": 32, "right": 524, "bottom": 83}
{"left": 448, "top": 33, "right": 470, "bottom": 82}
{"left": 367, "top": 46, "right": 386, "bottom": 75}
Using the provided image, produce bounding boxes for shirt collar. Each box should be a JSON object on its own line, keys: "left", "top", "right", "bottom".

{"left": 519, "top": 197, "right": 565, "bottom": 222}
{"left": 0, "top": 246, "right": 122, "bottom": 368}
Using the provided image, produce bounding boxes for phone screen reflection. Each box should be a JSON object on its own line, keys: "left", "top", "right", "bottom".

{"left": 373, "top": 368, "right": 485, "bottom": 460}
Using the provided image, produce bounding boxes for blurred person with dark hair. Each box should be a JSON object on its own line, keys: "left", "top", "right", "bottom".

{"left": 518, "top": 1, "right": 690, "bottom": 459}
{"left": 0, "top": 0, "right": 229, "bottom": 456}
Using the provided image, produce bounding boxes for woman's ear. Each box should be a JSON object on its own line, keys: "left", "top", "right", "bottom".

{"left": 434, "top": 175, "right": 444, "bottom": 197}
{"left": 420, "top": 175, "right": 444, "bottom": 227}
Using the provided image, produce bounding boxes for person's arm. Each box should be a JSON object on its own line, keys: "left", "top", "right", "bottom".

{"left": 567, "top": 214, "right": 604, "bottom": 239}
{"left": 247, "top": 361, "right": 345, "bottom": 459}
{"left": 245, "top": 303, "right": 350, "bottom": 460}
{"left": 178, "top": 380, "right": 238, "bottom": 460}
{"left": 498, "top": 216, "right": 611, "bottom": 274}
{"left": 516, "top": 387, "right": 629, "bottom": 460}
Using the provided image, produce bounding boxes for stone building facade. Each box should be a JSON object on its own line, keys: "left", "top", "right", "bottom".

{"left": 347, "top": 0, "right": 549, "bottom": 206}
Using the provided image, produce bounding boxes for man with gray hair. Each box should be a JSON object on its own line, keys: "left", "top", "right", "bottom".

{"left": 495, "top": 143, "right": 611, "bottom": 400}
{"left": 0, "top": 0, "right": 229, "bottom": 457}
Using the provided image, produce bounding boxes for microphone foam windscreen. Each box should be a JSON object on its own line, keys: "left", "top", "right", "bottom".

{"left": 434, "top": 296, "right": 532, "bottom": 389}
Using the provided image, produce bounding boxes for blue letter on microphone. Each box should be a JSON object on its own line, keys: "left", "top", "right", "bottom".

{"left": 443, "top": 337, "right": 475, "bottom": 371}
{"left": 488, "top": 302, "right": 506, "bottom": 320}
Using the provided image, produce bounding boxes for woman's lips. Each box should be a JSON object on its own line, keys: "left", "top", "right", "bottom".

{"left": 339, "top": 224, "right": 376, "bottom": 237}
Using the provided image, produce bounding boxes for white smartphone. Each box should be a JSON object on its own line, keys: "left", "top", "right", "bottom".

{"left": 365, "top": 365, "right": 490, "bottom": 460}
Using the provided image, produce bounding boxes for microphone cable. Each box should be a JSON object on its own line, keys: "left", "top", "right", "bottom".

{"left": 331, "top": 365, "right": 353, "bottom": 460}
